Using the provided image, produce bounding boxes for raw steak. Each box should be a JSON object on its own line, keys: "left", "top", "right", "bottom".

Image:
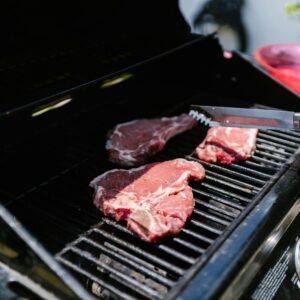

{"left": 106, "top": 114, "right": 197, "bottom": 166}
{"left": 90, "top": 159, "right": 205, "bottom": 242}
{"left": 196, "top": 127, "right": 258, "bottom": 164}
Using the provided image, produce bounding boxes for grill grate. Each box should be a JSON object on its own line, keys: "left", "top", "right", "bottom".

{"left": 52, "top": 127, "right": 300, "bottom": 300}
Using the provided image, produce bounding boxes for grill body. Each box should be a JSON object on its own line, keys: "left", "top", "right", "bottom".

{"left": 1, "top": 36, "right": 300, "bottom": 299}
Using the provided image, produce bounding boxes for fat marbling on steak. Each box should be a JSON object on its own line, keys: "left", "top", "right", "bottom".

{"left": 90, "top": 159, "right": 205, "bottom": 242}
{"left": 196, "top": 127, "right": 258, "bottom": 164}
{"left": 106, "top": 114, "right": 197, "bottom": 166}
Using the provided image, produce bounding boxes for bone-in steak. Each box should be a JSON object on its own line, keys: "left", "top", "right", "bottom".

{"left": 106, "top": 114, "right": 197, "bottom": 166}
{"left": 196, "top": 127, "right": 258, "bottom": 164}
{"left": 90, "top": 159, "right": 205, "bottom": 242}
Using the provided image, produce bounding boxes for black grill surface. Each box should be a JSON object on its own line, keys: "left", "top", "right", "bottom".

{"left": 52, "top": 127, "right": 300, "bottom": 299}
{"left": 3, "top": 95, "right": 300, "bottom": 299}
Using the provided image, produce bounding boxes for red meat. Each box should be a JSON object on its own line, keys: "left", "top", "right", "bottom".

{"left": 196, "top": 127, "right": 258, "bottom": 164}
{"left": 90, "top": 159, "right": 205, "bottom": 242}
{"left": 106, "top": 114, "right": 197, "bottom": 166}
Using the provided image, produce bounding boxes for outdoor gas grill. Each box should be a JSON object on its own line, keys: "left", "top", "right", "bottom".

{"left": 1, "top": 3, "right": 300, "bottom": 300}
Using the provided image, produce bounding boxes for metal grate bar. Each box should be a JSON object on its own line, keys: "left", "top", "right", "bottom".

{"left": 187, "top": 157, "right": 266, "bottom": 186}
{"left": 256, "top": 144, "right": 291, "bottom": 157}
{"left": 189, "top": 219, "right": 223, "bottom": 235}
{"left": 250, "top": 155, "right": 281, "bottom": 168}
{"left": 227, "top": 162, "right": 273, "bottom": 179}
{"left": 201, "top": 183, "right": 252, "bottom": 203}
{"left": 67, "top": 247, "right": 164, "bottom": 299}
{"left": 193, "top": 208, "right": 230, "bottom": 227}
{"left": 57, "top": 257, "right": 136, "bottom": 300}
{"left": 78, "top": 237, "right": 174, "bottom": 287}
{"left": 256, "top": 138, "right": 296, "bottom": 153}
{"left": 205, "top": 175, "right": 258, "bottom": 195}
{"left": 274, "top": 129, "right": 300, "bottom": 138}
{"left": 192, "top": 189, "right": 243, "bottom": 211}
{"left": 241, "top": 160, "right": 277, "bottom": 172}
{"left": 254, "top": 150, "right": 287, "bottom": 162}
{"left": 258, "top": 133, "right": 299, "bottom": 148}
{"left": 104, "top": 219, "right": 196, "bottom": 265}
{"left": 103, "top": 242, "right": 168, "bottom": 277}
{"left": 156, "top": 246, "right": 195, "bottom": 265}
{"left": 92, "top": 228, "right": 185, "bottom": 276}
{"left": 260, "top": 130, "right": 300, "bottom": 143}
{"left": 181, "top": 229, "right": 214, "bottom": 244}
{"left": 195, "top": 199, "right": 237, "bottom": 219}
{"left": 172, "top": 238, "right": 205, "bottom": 254}
{"left": 205, "top": 170, "right": 261, "bottom": 191}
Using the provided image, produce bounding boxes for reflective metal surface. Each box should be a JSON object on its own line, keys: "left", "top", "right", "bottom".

{"left": 191, "top": 105, "right": 298, "bottom": 130}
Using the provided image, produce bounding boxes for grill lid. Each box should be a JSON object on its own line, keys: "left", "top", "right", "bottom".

{"left": 0, "top": 1, "right": 191, "bottom": 115}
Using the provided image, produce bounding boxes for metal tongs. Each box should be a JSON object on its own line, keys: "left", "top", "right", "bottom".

{"left": 189, "top": 105, "right": 300, "bottom": 130}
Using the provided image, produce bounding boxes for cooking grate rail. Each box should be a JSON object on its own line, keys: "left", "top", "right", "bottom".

{"left": 54, "top": 128, "right": 300, "bottom": 300}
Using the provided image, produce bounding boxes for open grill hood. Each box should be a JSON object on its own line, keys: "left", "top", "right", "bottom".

{"left": 1, "top": 6, "right": 300, "bottom": 299}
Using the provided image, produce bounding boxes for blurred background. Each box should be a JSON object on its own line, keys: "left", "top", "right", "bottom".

{"left": 179, "top": 0, "right": 300, "bottom": 53}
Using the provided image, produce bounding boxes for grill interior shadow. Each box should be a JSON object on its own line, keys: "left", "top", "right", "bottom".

{"left": 2, "top": 90, "right": 300, "bottom": 299}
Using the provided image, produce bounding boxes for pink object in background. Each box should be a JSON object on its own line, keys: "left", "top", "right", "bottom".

{"left": 254, "top": 44, "right": 300, "bottom": 95}
{"left": 223, "top": 51, "right": 233, "bottom": 59}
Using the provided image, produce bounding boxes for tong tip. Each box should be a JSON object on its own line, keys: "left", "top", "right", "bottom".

{"left": 189, "top": 109, "right": 211, "bottom": 126}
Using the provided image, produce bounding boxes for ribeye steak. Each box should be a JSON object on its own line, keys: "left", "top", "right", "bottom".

{"left": 106, "top": 114, "right": 196, "bottom": 166}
